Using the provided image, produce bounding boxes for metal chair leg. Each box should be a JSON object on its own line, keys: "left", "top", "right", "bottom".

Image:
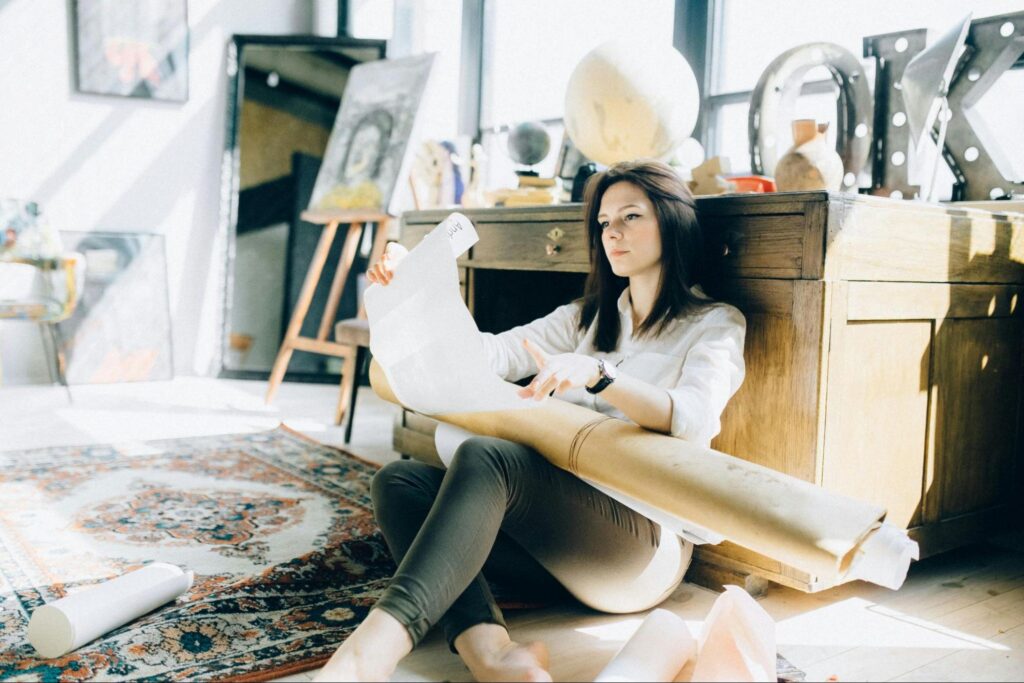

{"left": 42, "top": 322, "right": 72, "bottom": 402}
{"left": 344, "top": 346, "right": 369, "bottom": 444}
{"left": 37, "top": 323, "right": 57, "bottom": 384}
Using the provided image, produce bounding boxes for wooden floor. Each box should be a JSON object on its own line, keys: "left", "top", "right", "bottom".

{"left": 2, "top": 378, "right": 1022, "bottom": 682}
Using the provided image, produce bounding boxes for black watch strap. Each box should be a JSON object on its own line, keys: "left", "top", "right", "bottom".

{"left": 586, "top": 359, "right": 615, "bottom": 395}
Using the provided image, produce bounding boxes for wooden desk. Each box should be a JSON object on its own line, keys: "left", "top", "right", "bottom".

{"left": 394, "top": 193, "right": 1024, "bottom": 593}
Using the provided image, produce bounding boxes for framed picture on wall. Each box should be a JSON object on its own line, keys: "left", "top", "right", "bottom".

{"left": 71, "top": 0, "right": 189, "bottom": 102}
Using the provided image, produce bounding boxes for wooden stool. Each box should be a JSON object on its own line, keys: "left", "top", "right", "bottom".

{"left": 265, "top": 209, "right": 390, "bottom": 407}
{"left": 334, "top": 318, "right": 371, "bottom": 442}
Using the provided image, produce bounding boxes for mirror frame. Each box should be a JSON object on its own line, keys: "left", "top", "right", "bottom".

{"left": 215, "top": 34, "right": 387, "bottom": 380}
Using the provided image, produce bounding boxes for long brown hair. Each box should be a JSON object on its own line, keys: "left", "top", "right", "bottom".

{"left": 578, "top": 159, "right": 711, "bottom": 352}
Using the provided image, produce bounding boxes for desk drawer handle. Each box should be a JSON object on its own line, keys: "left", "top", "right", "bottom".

{"left": 546, "top": 243, "right": 562, "bottom": 256}
{"left": 721, "top": 234, "right": 742, "bottom": 258}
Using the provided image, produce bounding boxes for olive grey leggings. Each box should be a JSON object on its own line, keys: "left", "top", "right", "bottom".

{"left": 370, "top": 435, "right": 689, "bottom": 650}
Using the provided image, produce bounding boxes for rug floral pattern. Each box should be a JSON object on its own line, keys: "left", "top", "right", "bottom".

{"left": 0, "top": 427, "right": 396, "bottom": 681}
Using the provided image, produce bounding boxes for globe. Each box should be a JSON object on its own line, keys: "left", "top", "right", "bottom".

{"left": 564, "top": 40, "right": 700, "bottom": 166}
{"left": 507, "top": 121, "right": 551, "bottom": 166}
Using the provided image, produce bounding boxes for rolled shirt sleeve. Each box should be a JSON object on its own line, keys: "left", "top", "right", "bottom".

{"left": 480, "top": 302, "right": 583, "bottom": 382}
{"left": 666, "top": 305, "right": 746, "bottom": 444}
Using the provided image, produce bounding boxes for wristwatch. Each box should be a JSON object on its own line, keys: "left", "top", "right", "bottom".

{"left": 586, "top": 358, "right": 618, "bottom": 394}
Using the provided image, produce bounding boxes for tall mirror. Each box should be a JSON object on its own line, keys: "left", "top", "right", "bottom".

{"left": 218, "top": 35, "right": 386, "bottom": 380}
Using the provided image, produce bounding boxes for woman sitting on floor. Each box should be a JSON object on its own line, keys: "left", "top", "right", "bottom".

{"left": 316, "top": 159, "right": 746, "bottom": 682}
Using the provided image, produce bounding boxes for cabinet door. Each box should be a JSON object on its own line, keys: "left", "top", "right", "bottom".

{"left": 824, "top": 283, "right": 1024, "bottom": 543}
{"left": 711, "top": 279, "right": 826, "bottom": 484}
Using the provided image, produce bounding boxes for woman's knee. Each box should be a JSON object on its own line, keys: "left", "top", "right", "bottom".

{"left": 370, "top": 459, "right": 440, "bottom": 513}
{"left": 449, "top": 436, "right": 539, "bottom": 482}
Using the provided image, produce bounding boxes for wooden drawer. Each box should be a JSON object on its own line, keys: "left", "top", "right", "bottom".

{"left": 703, "top": 213, "right": 812, "bottom": 279}
{"left": 698, "top": 193, "right": 827, "bottom": 281}
{"left": 399, "top": 210, "right": 589, "bottom": 272}
{"left": 471, "top": 221, "right": 588, "bottom": 271}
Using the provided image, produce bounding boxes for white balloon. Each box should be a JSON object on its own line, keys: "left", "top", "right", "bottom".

{"left": 564, "top": 41, "right": 700, "bottom": 166}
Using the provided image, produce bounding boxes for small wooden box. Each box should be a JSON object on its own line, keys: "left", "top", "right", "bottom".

{"left": 395, "top": 194, "right": 1024, "bottom": 592}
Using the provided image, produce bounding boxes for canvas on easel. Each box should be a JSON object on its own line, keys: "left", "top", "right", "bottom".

{"left": 308, "top": 54, "right": 436, "bottom": 217}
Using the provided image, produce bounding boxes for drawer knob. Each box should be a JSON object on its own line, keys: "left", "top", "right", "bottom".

{"left": 721, "top": 233, "right": 742, "bottom": 258}
{"left": 546, "top": 243, "right": 562, "bottom": 256}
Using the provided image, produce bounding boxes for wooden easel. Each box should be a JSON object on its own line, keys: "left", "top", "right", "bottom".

{"left": 265, "top": 209, "right": 390, "bottom": 404}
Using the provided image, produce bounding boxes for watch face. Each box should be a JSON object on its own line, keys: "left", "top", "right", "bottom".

{"left": 603, "top": 359, "right": 618, "bottom": 380}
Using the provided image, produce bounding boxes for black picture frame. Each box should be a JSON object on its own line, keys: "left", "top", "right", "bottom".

{"left": 71, "top": 0, "right": 189, "bottom": 102}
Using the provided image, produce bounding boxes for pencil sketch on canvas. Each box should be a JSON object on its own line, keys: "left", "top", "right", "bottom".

{"left": 308, "top": 53, "right": 436, "bottom": 217}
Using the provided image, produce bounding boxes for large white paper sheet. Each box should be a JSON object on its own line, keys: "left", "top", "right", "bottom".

{"left": 27, "top": 563, "right": 194, "bottom": 658}
{"left": 365, "top": 213, "right": 533, "bottom": 415}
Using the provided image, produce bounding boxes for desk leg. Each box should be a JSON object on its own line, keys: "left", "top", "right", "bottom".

{"left": 266, "top": 220, "right": 339, "bottom": 403}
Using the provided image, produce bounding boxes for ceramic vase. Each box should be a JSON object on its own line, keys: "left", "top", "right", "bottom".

{"left": 774, "top": 119, "right": 845, "bottom": 192}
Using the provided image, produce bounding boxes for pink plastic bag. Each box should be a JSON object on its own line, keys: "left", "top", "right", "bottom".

{"left": 677, "top": 586, "right": 776, "bottom": 682}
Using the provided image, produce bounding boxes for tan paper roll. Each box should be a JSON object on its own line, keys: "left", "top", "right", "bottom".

{"left": 371, "top": 361, "right": 886, "bottom": 582}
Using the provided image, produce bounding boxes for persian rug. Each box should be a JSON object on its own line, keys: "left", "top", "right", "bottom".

{"left": 0, "top": 426, "right": 396, "bottom": 681}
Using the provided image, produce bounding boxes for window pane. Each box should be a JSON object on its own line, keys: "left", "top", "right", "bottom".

{"left": 481, "top": 0, "right": 675, "bottom": 128}
{"left": 711, "top": 100, "right": 752, "bottom": 175}
{"left": 972, "top": 68, "right": 1024, "bottom": 180}
{"left": 480, "top": 121, "right": 565, "bottom": 193}
{"left": 390, "top": 0, "right": 464, "bottom": 141}
{"left": 714, "top": 0, "right": 1024, "bottom": 94}
{"left": 349, "top": 0, "right": 394, "bottom": 40}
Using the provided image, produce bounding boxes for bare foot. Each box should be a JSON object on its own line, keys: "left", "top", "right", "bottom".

{"left": 465, "top": 640, "right": 553, "bottom": 683}
{"left": 313, "top": 609, "right": 412, "bottom": 682}
{"left": 313, "top": 644, "right": 393, "bottom": 683}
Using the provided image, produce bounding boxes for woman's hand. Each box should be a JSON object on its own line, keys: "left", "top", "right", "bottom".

{"left": 366, "top": 243, "right": 409, "bottom": 285}
{"left": 517, "top": 338, "right": 601, "bottom": 401}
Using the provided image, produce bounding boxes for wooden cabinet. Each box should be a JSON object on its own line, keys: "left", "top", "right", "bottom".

{"left": 395, "top": 193, "right": 1024, "bottom": 592}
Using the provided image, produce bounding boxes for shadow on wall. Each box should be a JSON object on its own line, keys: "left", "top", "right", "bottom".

{"left": 31, "top": 0, "right": 232, "bottom": 208}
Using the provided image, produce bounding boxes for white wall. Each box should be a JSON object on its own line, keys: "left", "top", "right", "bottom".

{"left": 0, "top": 0, "right": 336, "bottom": 383}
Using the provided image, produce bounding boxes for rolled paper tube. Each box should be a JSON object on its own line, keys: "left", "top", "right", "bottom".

{"left": 28, "top": 563, "right": 194, "bottom": 659}
{"left": 371, "top": 361, "right": 889, "bottom": 583}
{"left": 594, "top": 609, "right": 697, "bottom": 682}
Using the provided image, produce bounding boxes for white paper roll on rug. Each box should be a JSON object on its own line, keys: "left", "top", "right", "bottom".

{"left": 28, "top": 563, "right": 194, "bottom": 659}
{"left": 594, "top": 609, "right": 697, "bottom": 682}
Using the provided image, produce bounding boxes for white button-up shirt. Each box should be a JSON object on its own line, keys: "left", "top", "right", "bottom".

{"left": 480, "top": 287, "right": 746, "bottom": 446}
